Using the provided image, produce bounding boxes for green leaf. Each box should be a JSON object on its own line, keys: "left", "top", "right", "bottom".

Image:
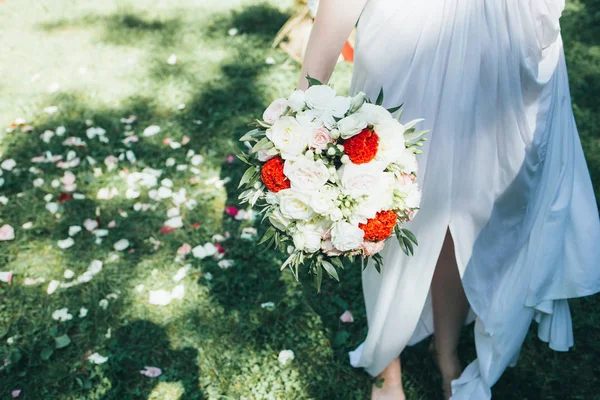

{"left": 402, "top": 236, "right": 414, "bottom": 256}
{"left": 239, "top": 128, "right": 263, "bottom": 142}
{"left": 40, "top": 347, "right": 53, "bottom": 361}
{"left": 236, "top": 152, "right": 253, "bottom": 165}
{"left": 314, "top": 263, "right": 323, "bottom": 292}
{"left": 375, "top": 88, "right": 384, "bottom": 106}
{"left": 252, "top": 137, "right": 274, "bottom": 152}
{"left": 54, "top": 334, "right": 71, "bottom": 349}
{"left": 306, "top": 73, "right": 323, "bottom": 87}
{"left": 386, "top": 105, "right": 402, "bottom": 114}
{"left": 238, "top": 166, "right": 257, "bottom": 188}
{"left": 330, "top": 257, "right": 344, "bottom": 270}
{"left": 375, "top": 377, "right": 385, "bottom": 389}
{"left": 256, "top": 119, "right": 272, "bottom": 128}
{"left": 405, "top": 129, "right": 430, "bottom": 143}
{"left": 258, "top": 227, "right": 275, "bottom": 245}
{"left": 401, "top": 228, "right": 418, "bottom": 246}
{"left": 321, "top": 260, "right": 339, "bottom": 282}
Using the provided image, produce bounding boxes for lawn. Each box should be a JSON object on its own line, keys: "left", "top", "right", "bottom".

{"left": 0, "top": 0, "right": 598, "bottom": 399}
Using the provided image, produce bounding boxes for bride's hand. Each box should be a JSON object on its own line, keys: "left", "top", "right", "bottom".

{"left": 297, "top": 0, "right": 368, "bottom": 90}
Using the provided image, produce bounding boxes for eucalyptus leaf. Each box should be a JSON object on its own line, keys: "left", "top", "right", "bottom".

{"left": 315, "top": 263, "right": 323, "bottom": 292}
{"left": 321, "top": 261, "right": 339, "bottom": 282}
{"left": 239, "top": 128, "right": 263, "bottom": 142}
{"left": 238, "top": 166, "right": 257, "bottom": 188}
{"left": 258, "top": 227, "right": 276, "bottom": 245}
{"left": 401, "top": 228, "right": 419, "bottom": 246}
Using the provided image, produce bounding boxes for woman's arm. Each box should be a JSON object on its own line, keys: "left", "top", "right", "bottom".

{"left": 297, "top": 0, "right": 368, "bottom": 90}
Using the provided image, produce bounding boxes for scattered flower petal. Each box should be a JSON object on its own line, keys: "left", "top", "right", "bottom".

{"left": 114, "top": 239, "right": 130, "bottom": 251}
{"left": 0, "top": 225, "right": 15, "bottom": 241}
{"left": 87, "top": 352, "right": 108, "bottom": 364}
{"left": 340, "top": 310, "right": 354, "bottom": 323}
{"left": 57, "top": 238, "right": 75, "bottom": 249}
{"left": 140, "top": 366, "right": 162, "bottom": 378}
{"left": 278, "top": 350, "right": 295, "bottom": 366}
{"left": 52, "top": 308, "right": 73, "bottom": 322}
{"left": 143, "top": 125, "right": 161, "bottom": 137}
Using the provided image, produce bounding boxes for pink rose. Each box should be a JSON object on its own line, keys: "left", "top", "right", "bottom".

{"left": 262, "top": 98, "right": 287, "bottom": 124}
{"left": 361, "top": 240, "right": 385, "bottom": 256}
{"left": 309, "top": 126, "right": 333, "bottom": 150}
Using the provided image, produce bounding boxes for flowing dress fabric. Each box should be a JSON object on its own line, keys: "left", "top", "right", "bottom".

{"left": 347, "top": 1, "right": 600, "bottom": 398}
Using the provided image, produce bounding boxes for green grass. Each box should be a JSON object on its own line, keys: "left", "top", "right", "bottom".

{"left": 0, "top": 0, "right": 598, "bottom": 399}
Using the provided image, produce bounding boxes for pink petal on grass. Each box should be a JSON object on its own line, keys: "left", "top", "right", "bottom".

{"left": 0, "top": 225, "right": 15, "bottom": 241}
{"left": 0, "top": 271, "right": 13, "bottom": 284}
{"left": 226, "top": 155, "right": 235, "bottom": 164}
{"left": 340, "top": 310, "right": 354, "bottom": 323}
{"left": 177, "top": 243, "right": 192, "bottom": 255}
{"left": 11, "top": 389, "right": 21, "bottom": 398}
{"left": 140, "top": 366, "right": 162, "bottom": 378}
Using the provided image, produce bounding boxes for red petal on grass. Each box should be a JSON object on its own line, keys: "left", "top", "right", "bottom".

{"left": 159, "top": 226, "right": 176, "bottom": 234}
{"left": 58, "top": 192, "right": 73, "bottom": 203}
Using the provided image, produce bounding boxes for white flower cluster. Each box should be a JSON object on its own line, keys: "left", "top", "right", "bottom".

{"left": 239, "top": 83, "right": 426, "bottom": 284}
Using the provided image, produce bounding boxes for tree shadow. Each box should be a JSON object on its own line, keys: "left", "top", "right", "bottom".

{"left": 104, "top": 320, "right": 203, "bottom": 399}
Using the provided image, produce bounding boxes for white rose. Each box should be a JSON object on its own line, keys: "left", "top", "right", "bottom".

{"left": 330, "top": 96, "right": 351, "bottom": 118}
{"left": 293, "top": 222, "right": 323, "bottom": 253}
{"left": 267, "top": 117, "right": 308, "bottom": 158}
{"left": 279, "top": 189, "right": 315, "bottom": 220}
{"left": 283, "top": 156, "right": 330, "bottom": 191}
{"left": 305, "top": 85, "right": 336, "bottom": 111}
{"left": 269, "top": 208, "right": 291, "bottom": 231}
{"left": 263, "top": 98, "right": 288, "bottom": 124}
{"left": 308, "top": 126, "right": 333, "bottom": 150}
{"left": 310, "top": 193, "right": 337, "bottom": 216}
{"left": 393, "top": 148, "right": 418, "bottom": 173}
{"left": 357, "top": 103, "right": 393, "bottom": 125}
{"left": 338, "top": 161, "right": 387, "bottom": 197}
{"left": 396, "top": 182, "right": 422, "bottom": 209}
{"left": 287, "top": 90, "right": 305, "bottom": 112}
{"left": 331, "top": 221, "right": 364, "bottom": 252}
{"left": 337, "top": 114, "right": 368, "bottom": 139}
{"left": 265, "top": 191, "right": 279, "bottom": 205}
{"left": 329, "top": 208, "right": 344, "bottom": 222}
{"left": 375, "top": 120, "right": 406, "bottom": 164}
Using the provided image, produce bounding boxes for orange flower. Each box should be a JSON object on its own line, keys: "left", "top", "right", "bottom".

{"left": 260, "top": 156, "right": 291, "bottom": 193}
{"left": 343, "top": 128, "right": 379, "bottom": 164}
{"left": 359, "top": 210, "right": 397, "bottom": 242}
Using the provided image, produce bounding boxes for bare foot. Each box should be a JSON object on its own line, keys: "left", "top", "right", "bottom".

{"left": 429, "top": 339, "right": 462, "bottom": 400}
{"left": 371, "top": 380, "right": 406, "bottom": 400}
{"left": 371, "top": 357, "right": 406, "bottom": 400}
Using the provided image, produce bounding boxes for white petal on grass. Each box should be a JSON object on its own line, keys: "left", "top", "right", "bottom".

{"left": 57, "top": 238, "right": 75, "bottom": 249}
{"left": 165, "top": 158, "right": 176, "bottom": 167}
{"left": 265, "top": 57, "right": 276, "bottom": 65}
{"left": 0, "top": 225, "right": 15, "bottom": 241}
{"left": 0, "top": 196, "right": 8, "bottom": 205}
{"left": 114, "top": 239, "right": 130, "bottom": 251}
{"left": 63, "top": 269, "right": 75, "bottom": 279}
{"left": 228, "top": 27, "right": 238, "bottom": 36}
{"left": 167, "top": 54, "right": 177, "bottom": 65}
{"left": 148, "top": 290, "right": 172, "bottom": 306}
{"left": 33, "top": 178, "right": 44, "bottom": 187}
{"left": 261, "top": 302, "right": 275, "bottom": 310}
{"left": 217, "top": 259, "right": 234, "bottom": 269}
{"left": 46, "top": 202, "right": 59, "bottom": 214}
{"left": 172, "top": 265, "right": 191, "bottom": 282}
{"left": 204, "top": 272, "right": 213, "bottom": 281}
{"left": 83, "top": 219, "right": 98, "bottom": 232}
{"left": 99, "top": 299, "right": 109, "bottom": 310}
{"left": 190, "top": 155, "right": 204, "bottom": 166}
{"left": 52, "top": 308, "right": 73, "bottom": 322}
{"left": 143, "top": 125, "right": 161, "bottom": 137}
{"left": 43, "top": 106, "right": 59, "bottom": 114}
{"left": 47, "top": 280, "right": 60, "bottom": 294}
{"left": 1, "top": 159, "right": 16, "bottom": 171}
{"left": 79, "top": 307, "right": 88, "bottom": 318}
{"left": 68, "top": 226, "right": 82, "bottom": 236}
{"left": 164, "top": 216, "right": 183, "bottom": 229}
{"left": 278, "top": 350, "right": 295, "bottom": 366}
{"left": 87, "top": 352, "right": 108, "bottom": 364}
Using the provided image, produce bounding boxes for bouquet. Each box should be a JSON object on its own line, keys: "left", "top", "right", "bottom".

{"left": 238, "top": 76, "right": 427, "bottom": 290}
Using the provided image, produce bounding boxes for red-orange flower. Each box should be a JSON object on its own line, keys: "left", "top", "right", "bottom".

{"left": 359, "top": 210, "right": 397, "bottom": 242}
{"left": 343, "top": 128, "right": 379, "bottom": 164}
{"left": 260, "top": 156, "right": 291, "bottom": 193}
